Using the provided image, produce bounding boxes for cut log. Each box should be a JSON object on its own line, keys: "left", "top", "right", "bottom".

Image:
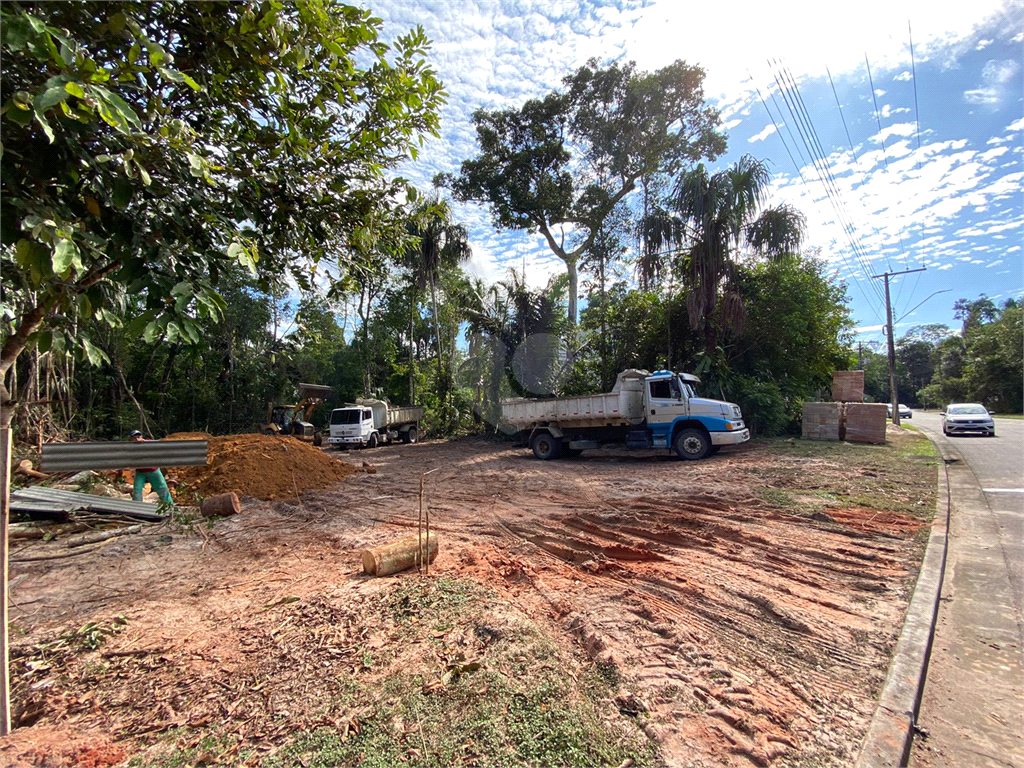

{"left": 201, "top": 492, "right": 241, "bottom": 518}
{"left": 362, "top": 534, "right": 438, "bottom": 577}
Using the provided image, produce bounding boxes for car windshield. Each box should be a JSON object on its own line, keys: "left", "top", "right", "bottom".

{"left": 948, "top": 404, "right": 987, "bottom": 415}
{"left": 330, "top": 409, "right": 362, "bottom": 425}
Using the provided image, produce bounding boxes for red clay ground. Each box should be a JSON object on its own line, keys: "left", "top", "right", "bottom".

{"left": 1, "top": 433, "right": 934, "bottom": 767}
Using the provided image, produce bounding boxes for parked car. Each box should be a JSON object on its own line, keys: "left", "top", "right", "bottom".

{"left": 941, "top": 403, "right": 995, "bottom": 437}
{"left": 885, "top": 403, "right": 912, "bottom": 420}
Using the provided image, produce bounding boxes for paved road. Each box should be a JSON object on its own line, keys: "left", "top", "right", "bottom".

{"left": 908, "top": 410, "right": 1024, "bottom": 768}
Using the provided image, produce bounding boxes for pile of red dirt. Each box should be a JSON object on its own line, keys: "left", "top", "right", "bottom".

{"left": 167, "top": 433, "right": 358, "bottom": 501}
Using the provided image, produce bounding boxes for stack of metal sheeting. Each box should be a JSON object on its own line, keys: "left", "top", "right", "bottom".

{"left": 10, "top": 487, "right": 167, "bottom": 522}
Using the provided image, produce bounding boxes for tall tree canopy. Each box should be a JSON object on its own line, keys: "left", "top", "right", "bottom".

{"left": 639, "top": 154, "right": 805, "bottom": 361}
{"left": 439, "top": 58, "right": 726, "bottom": 325}
{"left": 0, "top": 0, "right": 446, "bottom": 424}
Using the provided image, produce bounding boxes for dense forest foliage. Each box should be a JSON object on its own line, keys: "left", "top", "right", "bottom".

{"left": 2, "top": 2, "right": 1020, "bottom": 449}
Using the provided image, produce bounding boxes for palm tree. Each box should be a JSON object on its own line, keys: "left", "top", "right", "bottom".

{"left": 403, "top": 196, "right": 472, "bottom": 411}
{"left": 638, "top": 154, "right": 805, "bottom": 361}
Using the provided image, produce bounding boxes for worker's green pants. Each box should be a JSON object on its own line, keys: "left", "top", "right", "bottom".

{"left": 133, "top": 470, "right": 173, "bottom": 505}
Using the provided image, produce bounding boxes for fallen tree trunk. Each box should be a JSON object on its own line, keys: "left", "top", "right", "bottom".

{"left": 361, "top": 534, "right": 438, "bottom": 577}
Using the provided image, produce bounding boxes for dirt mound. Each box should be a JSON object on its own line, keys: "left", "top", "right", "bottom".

{"left": 164, "top": 431, "right": 214, "bottom": 440}
{"left": 169, "top": 434, "right": 358, "bottom": 501}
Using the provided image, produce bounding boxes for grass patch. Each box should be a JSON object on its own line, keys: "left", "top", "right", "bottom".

{"left": 754, "top": 430, "right": 938, "bottom": 520}
{"left": 129, "top": 577, "right": 654, "bottom": 768}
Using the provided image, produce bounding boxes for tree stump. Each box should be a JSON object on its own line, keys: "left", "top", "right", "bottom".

{"left": 200, "top": 492, "right": 241, "bottom": 518}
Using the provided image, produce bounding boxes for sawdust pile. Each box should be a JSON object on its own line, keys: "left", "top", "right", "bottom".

{"left": 167, "top": 434, "right": 358, "bottom": 501}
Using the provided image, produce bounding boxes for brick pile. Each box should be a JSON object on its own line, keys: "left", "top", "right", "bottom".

{"left": 832, "top": 371, "right": 865, "bottom": 403}
{"left": 802, "top": 402, "right": 843, "bottom": 441}
{"left": 845, "top": 403, "right": 887, "bottom": 444}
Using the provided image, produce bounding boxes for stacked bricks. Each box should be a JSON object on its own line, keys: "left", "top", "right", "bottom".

{"left": 845, "top": 403, "right": 888, "bottom": 444}
{"left": 832, "top": 370, "right": 865, "bottom": 403}
{"left": 800, "top": 370, "right": 885, "bottom": 444}
{"left": 802, "top": 402, "right": 843, "bottom": 441}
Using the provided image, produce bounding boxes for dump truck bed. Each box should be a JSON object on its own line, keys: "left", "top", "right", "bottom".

{"left": 500, "top": 370, "right": 649, "bottom": 430}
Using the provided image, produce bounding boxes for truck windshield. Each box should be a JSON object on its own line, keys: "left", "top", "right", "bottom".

{"left": 677, "top": 376, "right": 698, "bottom": 399}
{"left": 330, "top": 409, "right": 362, "bottom": 425}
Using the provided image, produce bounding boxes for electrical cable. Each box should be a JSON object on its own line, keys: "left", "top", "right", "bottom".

{"left": 749, "top": 71, "right": 882, "bottom": 315}
{"left": 769, "top": 61, "right": 887, "bottom": 311}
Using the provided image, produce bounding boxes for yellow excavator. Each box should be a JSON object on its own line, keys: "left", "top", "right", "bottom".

{"left": 261, "top": 383, "right": 333, "bottom": 446}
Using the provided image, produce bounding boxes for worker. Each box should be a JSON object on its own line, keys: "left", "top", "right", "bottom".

{"left": 129, "top": 430, "right": 174, "bottom": 505}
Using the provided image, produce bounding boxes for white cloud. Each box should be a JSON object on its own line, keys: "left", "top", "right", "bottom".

{"left": 874, "top": 88, "right": 886, "bottom": 97}
{"left": 870, "top": 123, "right": 917, "bottom": 143}
{"left": 986, "top": 259, "right": 1004, "bottom": 267}
{"left": 880, "top": 104, "right": 912, "bottom": 118}
{"left": 964, "top": 88, "right": 1000, "bottom": 104}
{"left": 748, "top": 124, "right": 778, "bottom": 143}
{"left": 1005, "top": 117, "right": 1024, "bottom": 132}
{"left": 976, "top": 38, "right": 993, "bottom": 49}
{"left": 963, "top": 59, "right": 1022, "bottom": 106}
{"left": 893, "top": 71, "right": 913, "bottom": 81}
{"left": 983, "top": 59, "right": 1020, "bottom": 83}
{"left": 724, "top": 118, "right": 743, "bottom": 130}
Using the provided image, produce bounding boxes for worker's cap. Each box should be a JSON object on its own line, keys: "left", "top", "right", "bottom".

{"left": 129, "top": 430, "right": 143, "bottom": 438}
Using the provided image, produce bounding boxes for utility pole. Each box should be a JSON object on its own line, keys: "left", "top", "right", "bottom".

{"left": 872, "top": 267, "right": 926, "bottom": 426}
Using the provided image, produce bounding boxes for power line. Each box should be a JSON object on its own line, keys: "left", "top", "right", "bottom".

{"left": 903, "top": 18, "right": 928, "bottom": 314}
{"left": 747, "top": 74, "right": 807, "bottom": 184}
{"left": 749, "top": 70, "right": 883, "bottom": 318}
{"left": 864, "top": 55, "right": 889, "bottom": 171}
{"left": 826, "top": 66, "right": 859, "bottom": 161}
{"left": 769, "top": 60, "right": 887, "bottom": 309}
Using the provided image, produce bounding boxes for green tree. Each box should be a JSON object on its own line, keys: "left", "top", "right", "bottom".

{"left": 962, "top": 299, "right": 1022, "bottom": 412}
{"left": 639, "top": 155, "right": 805, "bottom": 362}
{"left": 402, "top": 196, "right": 472, "bottom": 415}
{"left": 440, "top": 58, "right": 725, "bottom": 326}
{"left": 0, "top": 0, "right": 446, "bottom": 427}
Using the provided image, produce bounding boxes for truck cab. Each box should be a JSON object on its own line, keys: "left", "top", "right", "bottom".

{"left": 641, "top": 371, "right": 748, "bottom": 458}
{"left": 328, "top": 406, "right": 377, "bottom": 448}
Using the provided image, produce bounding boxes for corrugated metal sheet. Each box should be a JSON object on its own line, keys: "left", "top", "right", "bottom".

{"left": 12, "top": 487, "right": 166, "bottom": 521}
{"left": 41, "top": 440, "right": 207, "bottom": 473}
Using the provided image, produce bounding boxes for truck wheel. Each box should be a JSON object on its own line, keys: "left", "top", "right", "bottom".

{"left": 367, "top": 433, "right": 378, "bottom": 449}
{"left": 674, "top": 428, "right": 710, "bottom": 461}
{"left": 403, "top": 426, "right": 418, "bottom": 444}
{"left": 531, "top": 432, "right": 562, "bottom": 460}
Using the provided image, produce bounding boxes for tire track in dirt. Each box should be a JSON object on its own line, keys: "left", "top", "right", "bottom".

{"left": 312, "top": 439, "right": 924, "bottom": 766}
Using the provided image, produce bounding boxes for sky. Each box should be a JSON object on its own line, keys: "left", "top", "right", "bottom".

{"left": 364, "top": 0, "right": 1023, "bottom": 346}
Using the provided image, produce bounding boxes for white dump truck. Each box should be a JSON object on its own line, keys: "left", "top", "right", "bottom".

{"left": 327, "top": 399, "right": 424, "bottom": 449}
{"left": 501, "top": 369, "right": 749, "bottom": 461}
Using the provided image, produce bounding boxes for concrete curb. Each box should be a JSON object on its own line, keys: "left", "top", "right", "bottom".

{"left": 855, "top": 440, "right": 951, "bottom": 768}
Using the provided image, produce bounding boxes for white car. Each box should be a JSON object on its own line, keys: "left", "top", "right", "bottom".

{"left": 941, "top": 403, "right": 995, "bottom": 437}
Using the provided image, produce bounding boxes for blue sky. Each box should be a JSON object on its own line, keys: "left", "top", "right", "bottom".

{"left": 365, "top": 0, "right": 1023, "bottom": 345}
